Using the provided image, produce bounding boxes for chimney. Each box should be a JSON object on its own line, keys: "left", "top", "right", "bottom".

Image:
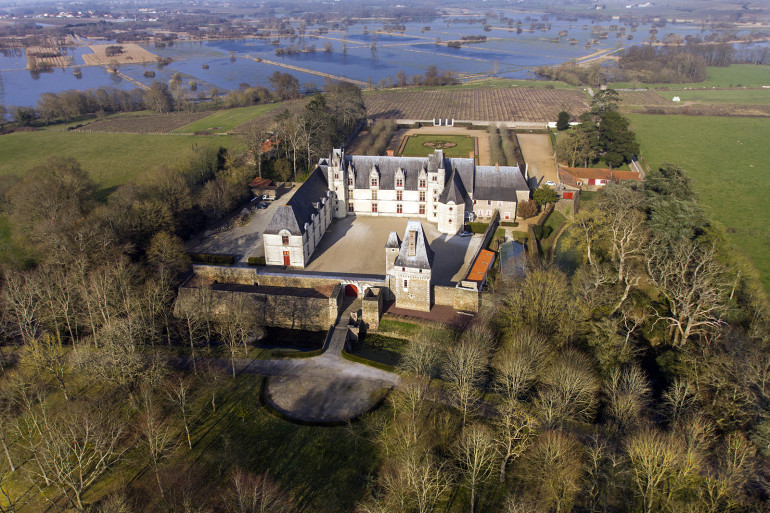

{"left": 386, "top": 149, "right": 394, "bottom": 157}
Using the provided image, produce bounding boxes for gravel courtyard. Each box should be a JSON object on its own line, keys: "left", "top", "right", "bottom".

{"left": 304, "top": 216, "right": 482, "bottom": 285}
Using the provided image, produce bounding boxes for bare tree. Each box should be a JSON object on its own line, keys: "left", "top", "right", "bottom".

{"left": 646, "top": 240, "right": 729, "bottom": 346}
{"left": 1, "top": 272, "right": 39, "bottom": 343}
{"left": 20, "top": 401, "right": 128, "bottom": 511}
{"left": 603, "top": 365, "right": 651, "bottom": 431}
{"left": 492, "top": 328, "right": 548, "bottom": 401}
{"left": 442, "top": 335, "right": 490, "bottom": 425}
{"left": 215, "top": 295, "right": 262, "bottom": 378}
{"left": 494, "top": 398, "right": 534, "bottom": 483}
{"left": 21, "top": 334, "right": 71, "bottom": 400}
{"left": 240, "top": 123, "right": 273, "bottom": 178}
{"left": 410, "top": 457, "right": 453, "bottom": 513}
{"left": 454, "top": 423, "right": 497, "bottom": 513}
{"left": 222, "top": 468, "right": 295, "bottom": 513}
{"left": 166, "top": 377, "right": 197, "bottom": 450}
{"left": 534, "top": 350, "right": 599, "bottom": 428}
{"left": 139, "top": 382, "right": 177, "bottom": 497}
{"left": 522, "top": 430, "right": 584, "bottom": 513}
{"left": 400, "top": 326, "right": 442, "bottom": 378}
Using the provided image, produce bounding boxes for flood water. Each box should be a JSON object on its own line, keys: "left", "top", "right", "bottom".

{"left": 0, "top": 12, "right": 764, "bottom": 108}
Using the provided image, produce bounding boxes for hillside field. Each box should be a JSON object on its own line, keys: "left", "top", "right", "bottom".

{"left": 173, "top": 103, "right": 283, "bottom": 134}
{"left": 610, "top": 63, "right": 770, "bottom": 89}
{"left": 628, "top": 113, "right": 770, "bottom": 292}
{"left": 0, "top": 131, "right": 238, "bottom": 197}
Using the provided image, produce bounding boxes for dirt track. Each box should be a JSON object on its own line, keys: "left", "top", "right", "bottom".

{"left": 518, "top": 133, "right": 557, "bottom": 186}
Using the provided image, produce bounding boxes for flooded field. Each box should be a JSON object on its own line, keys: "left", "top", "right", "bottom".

{"left": 0, "top": 12, "right": 764, "bottom": 108}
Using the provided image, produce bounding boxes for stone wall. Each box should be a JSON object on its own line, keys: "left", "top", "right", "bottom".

{"left": 176, "top": 283, "right": 341, "bottom": 331}
{"left": 362, "top": 287, "right": 383, "bottom": 331}
{"left": 453, "top": 286, "right": 482, "bottom": 313}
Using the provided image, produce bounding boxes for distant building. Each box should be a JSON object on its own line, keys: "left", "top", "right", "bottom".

{"left": 385, "top": 221, "right": 434, "bottom": 312}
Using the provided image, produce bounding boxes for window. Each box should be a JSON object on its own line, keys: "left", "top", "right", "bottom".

{"left": 397, "top": 203, "right": 402, "bottom": 214}
{"left": 396, "top": 178, "right": 403, "bottom": 187}
{"left": 403, "top": 279, "right": 408, "bottom": 289}
{"left": 282, "top": 235, "right": 289, "bottom": 245}
{"left": 371, "top": 177, "right": 378, "bottom": 187}
{"left": 372, "top": 190, "right": 377, "bottom": 200}
{"left": 348, "top": 177, "right": 353, "bottom": 186}
{"left": 419, "top": 179, "right": 426, "bottom": 188}
{"left": 488, "top": 200, "right": 492, "bottom": 206}
{"left": 487, "top": 210, "right": 491, "bottom": 217}
{"left": 408, "top": 231, "right": 416, "bottom": 256}
{"left": 433, "top": 212, "right": 437, "bottom": 218}
{"left": 449, "top": 206, "right": 453, "bottom": 212}
{"left": 396, "top": 190, "right": 402, "bottom": 201}
{"left": 372, "top": 203, "right": 378, "bottom": 213}
{"left": 432, "top": 176, "right": 437, "bottom": 181}
{"left": 449, "top": 218, "right": 453, "bottom": 224}
{"left": 335, "top": 173, "right": 339, "bottom": 180}
{"left": 419, "top": 191, "right": 425, "bottom": 202}
{"left": 419, "top": 204, "right": 425, "bottom": 215}
{"left": 348, "top": 202, "right": 354, "bottom": 212}
{"left": 504, "top": 212, "right": 510, "bottom": 220}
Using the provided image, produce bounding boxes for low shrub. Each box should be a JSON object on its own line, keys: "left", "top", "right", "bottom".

{"left": 188, "top": 253, "right": 235, "bottom": 265}
{"left": 532, "top": 225, "right": 553, "bottom": 240}
{"left": 500, "top": 221, "right": 519, "bottom": 227}
{"left": 248, "top": 256, "right": 266, "bottom": 266}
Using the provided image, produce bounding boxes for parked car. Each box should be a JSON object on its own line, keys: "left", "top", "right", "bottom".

{"left": 459, "top": 231, "right": 473, "bottom": 237}
{"left": 545, "top": 180, "right": 557, "bottom": 186}
{"left": 256, "top": 202, "right": 269, "bottom": 209}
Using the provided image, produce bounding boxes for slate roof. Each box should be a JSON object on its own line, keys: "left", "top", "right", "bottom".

{"left": 394, "top": 221, "right": 434, "bottom": 270}
{"left": 439, "top": 168, "right": 470, "bottom": 207}
{"left": 347, "top": 155, "right": 427, "bottom": 190}
{"left": 385, "top": 231, "right": 401, "bottom": 249}
{"left": 264, "top": 166, "right": 330, "bottom": 236}
{"left": 473, "top": 164, "right": 528, "bottom": 202}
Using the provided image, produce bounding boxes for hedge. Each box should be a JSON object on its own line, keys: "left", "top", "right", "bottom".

{"left": 500, "top": 221, "right": 519, "bottom": 227}
{"left": 188, "top": 253, "right": 235, "bottom": 265}
{"left": 270, "top": 348, "right": 324, "bottom": 359}
{"left": 248, "top": 256, "right": 266, "bottom": 266}
{"left": 342, "top": 351, "right": 397, "bottom": 372}
{"left": 467, "top": 222, "right": 489, "bottom": 234}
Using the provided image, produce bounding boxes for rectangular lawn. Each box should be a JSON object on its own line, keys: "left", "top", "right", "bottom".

{"left": 173, "top": 103, "right": 282, "bottom": 134}
{"left": 628, "top": 113, "right": 770, "bottom": 292}
{"left": 401, "top": 134, "right": 476, "bottom": 158}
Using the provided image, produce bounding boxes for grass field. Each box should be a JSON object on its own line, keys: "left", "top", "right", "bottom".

{"left": 609, "top": 64, "right": 770, "bottom": 90}
{"left": 0, "top": 131, "right": 237, "bottom": 197}
{"left": 628, "top": 113, "right": 770, "bottom": 292}
{"left": 173, "top": 103, "right": 282, "bottom": 134}
{"left": 401, "top": 134, "right": 476, "bottom": 158}
{"left": 657, "top": 88, "right": 770, "bottom": 104}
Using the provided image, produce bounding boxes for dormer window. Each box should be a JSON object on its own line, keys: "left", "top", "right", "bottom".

{"left": 371, "top": 177, "right": 378, "bottom": 187}
{"left": 348, "top": 177, "right": 353, "bottom": 186}
{"left": 396, "top": 178, "right": 403, "bottom": 187}
{"left": 419, "top": 179, "right": 426, "bottom": 188}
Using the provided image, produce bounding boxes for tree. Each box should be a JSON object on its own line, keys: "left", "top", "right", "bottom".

{"left": 442, "top": 328, "right": 492, "bottom": 424}
{"left": 492, "top": 328, "right": 548, "bottom": 401}
{"left": 139, "top": 381, "right": 177, "bottom": 497}
{"left": 165, "top": 377, "right": 197, "bottom": 450}
{"left": 555, "top": 128, "right": 597, "bottom": 168}
{"left": 268, "top": 72, "right": 300, "bottom": 100}
{"left": 240, "top": 122, "right": 273, "bottom": 178}
{"left": 522, "top": 430, "right": 584, "bottom": 513}
{"left": 143, "top": 81, "right": 174, "bottom": 113}
{"left": 532, "top": 185, "right": 558, "bottom": 206}
{"left": 146, "top": 231, "right": 190, "bottom": 274}
{"left": 215, "top": 294, "right": 262, "bottom": 377}
{"left": 590, "top": 88, "right": 620, "bottom": 115}
{"left": 556, "top": 111, "right": 571, "bottom": 131}
{"left": 454, "top": 423, "right": 496, "bottom": 513}
{"left": 646, "top": 239, "right": 729, "bottom": 346}
{"left": 222, "top": 469, "right": 295, "bottom": 513}
{"left": 516, "top": 199, "right": 538, "bottom": 220}
{"left": 598, "top": 110, "right": 639, "bottom": 167}
{"left": 494, "top": 398, "right": 534, "bottom": 483}
{"left": 535, "top": 350, "right": 599, "bottom": 428}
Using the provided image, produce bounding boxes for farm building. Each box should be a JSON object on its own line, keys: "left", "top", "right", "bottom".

{"left": 558, "top": 165, "right": 642, "bottom": 190}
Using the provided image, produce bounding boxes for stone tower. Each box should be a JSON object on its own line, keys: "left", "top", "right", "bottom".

{"left": 328, "top": 148, "right": 349, "bottom": 219}
{"left": 387, "top": 221, "right": 433, "bottom": 312}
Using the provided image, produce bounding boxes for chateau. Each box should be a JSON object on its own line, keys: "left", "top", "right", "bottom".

{"left": 263, "top": 148, "right": 530, "bottom": 269}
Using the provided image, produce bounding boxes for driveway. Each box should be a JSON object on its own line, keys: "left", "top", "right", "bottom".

{"left": 186, "top": 186, "right": 297, "bottom": 263}
{"left": 518, "top": 133, "right": 558, "bottom": 187}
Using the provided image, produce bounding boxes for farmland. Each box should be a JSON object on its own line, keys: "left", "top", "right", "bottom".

{"left": 660, "top": 88, "right": 770, "bottom": 105}
{"left": 618, "top": 90, "right": 671, "bottom": 107}
{"left": 401, "top": 134, "right": 476, "bottom": 158}
{"left": 364, "top": 87, "right": 589, "bottom": 122}
{"left": 174, "top": 103, "right": 283, "bottom": 134}
{"left": 609, "top": 64, "right": 770, "bottom": 90}
{"left": 628, "top": 113, "right": 770, "bottom": 292}
{"left": 0, "top": 131, "right": 237, "bottom": 197}
{"left": 81, "top": 43, "right": 158, "bottom": 66}
{"left": 75, "top": 111, "right": 208, "bottom": 133}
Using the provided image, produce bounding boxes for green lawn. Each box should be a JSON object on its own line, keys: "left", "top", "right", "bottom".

{"left": 401, "top": 134, "right": 476, "bottom": 158}
{"left": 173, "top": 103, "right": 282, "bottom": 134}
{"left": 609, "top": 64, "right": 770, "bottom": 90}
{"left": 0, "top": 131, "right": 237, "bottom": 197}
{"left": 628, "top": 113, "right": 770, "bottom": 292}
{"left": 656, "top": 88, "right": 770, "bottom": 104}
